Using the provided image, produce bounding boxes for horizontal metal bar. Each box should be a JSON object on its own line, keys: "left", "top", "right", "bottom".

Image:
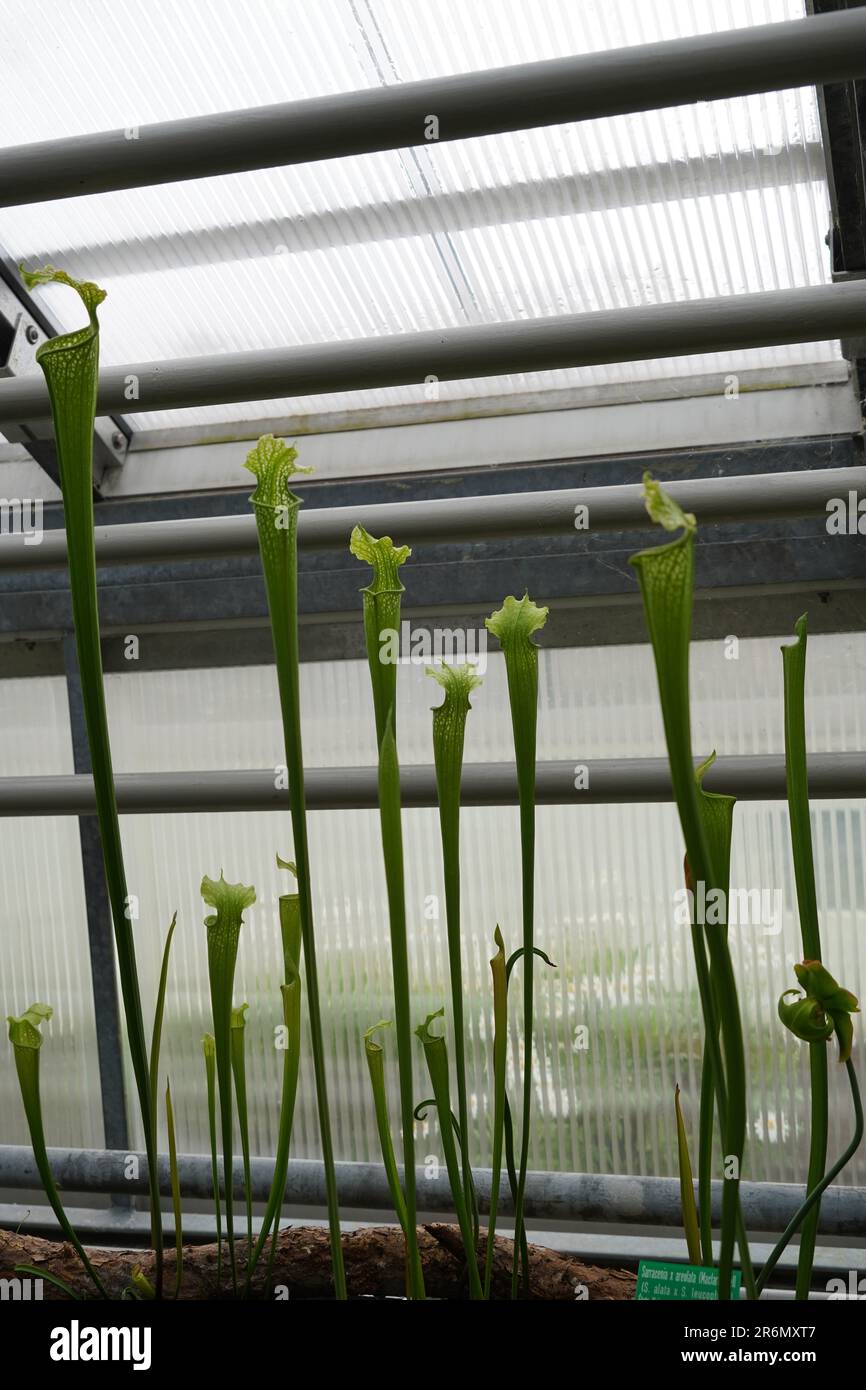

{"left": 0, "top": 1203, "right": 223, "bottom": 1246}
{"left": 0, "top": 12, "right": 864, "bottom": 206}
{"left": 0, "top": 465, "right": 862, "bottom": 572}
{"left": 0, "top": 1145, "right": 862, "bottom": 1235}
{"left": 0, "top": 366, "right": 846, "bottom": 462}
{"left": 122, "top": 362, "right": 847, "bottom": 452}
{"left": 0, "top": 755, "right": 862, "bottom": 816}
{"left": 1, "top": 284, "right": 866, "bottom": 424}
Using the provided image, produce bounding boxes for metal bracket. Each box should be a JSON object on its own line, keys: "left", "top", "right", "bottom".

{"left": 0, "top": 258, "right": 130, "bottom": 492}
{"left": 809, "top": 1, "right": 866, "bottom": 379}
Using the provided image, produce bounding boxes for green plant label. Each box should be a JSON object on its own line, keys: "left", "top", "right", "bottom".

{"left": 635, "top": 1260, "right": 742, "bottom": 1300}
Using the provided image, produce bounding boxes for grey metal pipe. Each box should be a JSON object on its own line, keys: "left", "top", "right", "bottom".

{"left": 0, "top": 11, "right": 864, "bottom": 205}
{"left": 2, "top": 284, "right": 866, "bottom": 422}
{"left": 0, "top": 754, "right": 862, "bottom": 817}
{"left": 0, "top": 1145, "right": 862, "bottom": 1235}
{"left": 0, "top": 466, "right": 861, "bottom": 571}
{"left": 0, "top": 1203, "right": 221, "bottom": 1245}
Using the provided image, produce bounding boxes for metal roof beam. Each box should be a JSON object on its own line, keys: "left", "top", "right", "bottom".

{"left": 0, "top": 283, "right": 864, "bottom": 423}
{"left": 0, "top": 11, "right": 864, "bottom": 205}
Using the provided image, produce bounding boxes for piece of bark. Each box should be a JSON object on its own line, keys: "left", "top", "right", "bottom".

{"left": 0, "top": 1223, "right": 636, "bottom": 1301}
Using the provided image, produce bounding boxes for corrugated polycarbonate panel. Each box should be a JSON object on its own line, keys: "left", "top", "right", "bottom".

{"left": 0, "top": 677, "right": 103, "bottom": 1151}
{"left": 0, "top": 0, "right": 840, "bottom": 436}
{"left": 102, "top": 633, "right": 866, "bottom": 1185}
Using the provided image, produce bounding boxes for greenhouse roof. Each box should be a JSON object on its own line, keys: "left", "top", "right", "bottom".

{"left": 0, "top": 0, "right": 843, "bottom": 443}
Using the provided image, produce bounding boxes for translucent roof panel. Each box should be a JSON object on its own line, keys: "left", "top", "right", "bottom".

{"left": 0, "top": 0, "right": 839, "bottom": 434}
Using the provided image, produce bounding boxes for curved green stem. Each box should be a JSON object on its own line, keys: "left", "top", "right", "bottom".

{"left": 14, "top": 1263, "right": 80, "bottom": 1300}
{"left": 7, "top": 1006, "right": 108, "bottom": 1298}
{"left": 416, "top": 1010, "right": 483, "bottom": 1298}
{"left": 756, "top": 1059, "right": 863, "bottom": 1296}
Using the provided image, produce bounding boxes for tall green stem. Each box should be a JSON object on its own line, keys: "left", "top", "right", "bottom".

{"left": 20, "top": 265, "right": 162, "bottom": 1283}
{"left": 686, "top": 881, "right": 756, "bottom": 1295}
{"left": 165, "top": 1077, "right": 183, "bottom": 1298}
{"left": 675, "top": 1084, "right": 701, "bottom": 1264}
{"left": 245, "top": 436, "right": 346, "bottom": 1299}
{"left": 148, "top": 914, "right": 177, "bottom": 1151}
{"left": 351, "top": 525, "right": 425, "bottom": 1299}
{"left": 263, "top": 983, "right": 303, "bottom": 1293}
{"left": 202, "top": 1034, "right": 222, "bottom": 1287}
{"left": 148, "top": 913, "right": 177, "bottom": 1299}
{"left": 427, "top": 662, "right": 482, "bottom": 1261}
{"left": 231, "top": 1002, "right": 253, "bottom": 1277}
{"left": 781, "top": 615, "right": 828, "bottom": 1298}
{"left": 696, "top": 1047, "right": 716, "bottom": 1265}
{"left": 377, "top": 715, "right": 425, "bottom": 1298}
{"left": 485, "top": 594, "right": 548, "bottom": 1297}
{"left": 364, "top": 1022, "right": 409, "bottom": 1235}
{"left": 687, "top": 757, "right": 755, "bottom": 1293}
{"left": 202, "top": 871, "right": 256, "bottom": 1293}
{"left": 249, "top": 861, "right": 304, "bottom": 1287}
{"left": 484, "top": 927, "right": 508, "bottom": 1296}
{"left": 629, "top": 476, "right": 748, "bottom": 1300}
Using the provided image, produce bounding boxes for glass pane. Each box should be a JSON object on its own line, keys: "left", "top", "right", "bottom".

{"left": 0, "top": 676, "right": 103, "bottom": 1150}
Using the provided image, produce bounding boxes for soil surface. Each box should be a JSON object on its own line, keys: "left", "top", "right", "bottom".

{"left": 0, "top": 1223, "right": 637, "bottom": 1300}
